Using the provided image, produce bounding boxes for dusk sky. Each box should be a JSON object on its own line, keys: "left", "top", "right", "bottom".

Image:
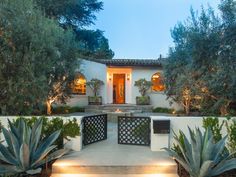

{"left": 93, "top": 0, "right": 221, "bottom": 59}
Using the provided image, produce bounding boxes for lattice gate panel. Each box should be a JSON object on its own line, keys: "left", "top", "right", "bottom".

{"left": 118, "top": 116, "right": 151, "bottom": 146}
{"left": 83, "top": 114, "right": 107, "bottom": 146}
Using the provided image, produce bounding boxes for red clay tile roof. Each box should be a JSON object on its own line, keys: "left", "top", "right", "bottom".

{"left": 85, "top": 58, "right": 163, "bottom": 67}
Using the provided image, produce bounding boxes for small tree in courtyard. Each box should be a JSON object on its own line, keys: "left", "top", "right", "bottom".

{"left": 87, "top": 78, "right": 104, "bottom": 105}
{"left": 134, "top": 78, "right": 152, "bottom": 105}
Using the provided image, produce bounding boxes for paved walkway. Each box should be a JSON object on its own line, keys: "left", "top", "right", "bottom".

{"left": 56, "top": 122, "right": 175, "bottom": 166}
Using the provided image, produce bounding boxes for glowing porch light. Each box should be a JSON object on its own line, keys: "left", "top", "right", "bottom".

{"left": 127, "top": 73, "right": 130, "bottom": 80}
{"left": 115, "top": 108, "right": 122, "bottom": 113}
{"left": 172, "top": 110, "right": 176, "bottom": 115}
{"left": 107, "top": 73, "right": 112, "bottom": 81}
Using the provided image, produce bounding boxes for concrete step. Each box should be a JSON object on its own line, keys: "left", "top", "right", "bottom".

{"left": 85, "top": 104, "right": 153, "bottom": 113}
{"left": 51, "top": 174, "right": 179, "bottom": 177}
{"left": 52, "top": 164, "right": 177, "bottom": 174}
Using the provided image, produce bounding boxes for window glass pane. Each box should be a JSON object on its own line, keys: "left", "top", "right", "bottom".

{"left": 151, "top": 73, "right": 165, "bottom": 92}
{"left": 71, "top": 73, "right": 86, "bottom": 95}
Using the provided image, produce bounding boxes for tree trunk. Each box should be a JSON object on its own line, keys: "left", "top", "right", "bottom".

{"left": 220, "top": 101, "right": 230, "bottom": 116}
{"left": 185, "top": 104, "right": 190, "bottom": 115}
{"left": 46, "top": 100, "right": 52, "bottom": 115}
{"left": 184, "top": 99, "right": 190, "bottom": 115}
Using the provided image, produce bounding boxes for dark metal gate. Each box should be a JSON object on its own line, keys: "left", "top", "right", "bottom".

{"left": 118, "top": 116, "right": 151, "bottom": 146}
{"left": 82, "top": 114, "right": 107, "bottom": 146}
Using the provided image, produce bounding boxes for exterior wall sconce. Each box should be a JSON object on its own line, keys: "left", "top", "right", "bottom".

{"left": 109, "top": 74, "right": 112, "bottom": 81}
{"left": 127, "top": 74, "right": 130, "bottom": 81}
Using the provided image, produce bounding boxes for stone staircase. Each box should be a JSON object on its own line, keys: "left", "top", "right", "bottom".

{"left": 85, "top": 104, "right": 153, "bottom": 113}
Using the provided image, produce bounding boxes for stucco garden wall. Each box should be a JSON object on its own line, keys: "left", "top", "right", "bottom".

{"left": 150, "top": 116, "right": 229, "bottom": 151}
{"left": 132, "top": 67, "right": 181, "bottom": 110}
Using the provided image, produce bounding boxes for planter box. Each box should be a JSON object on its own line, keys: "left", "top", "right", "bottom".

{"left": 64, "top": 136, "right": 82, "bottom": 151}
{"left": 136, "top": 96, "right": 150, "bottom": 105}
{"left": 88, "top": 96, "right": 102, "bottom": 105}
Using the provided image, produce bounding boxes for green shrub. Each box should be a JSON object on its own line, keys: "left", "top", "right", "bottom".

{"left": 202, "top": 117, "right": 224, "bottom": 142}
{"left": 226, "top": 118, "right": 236, "bottom": 154}
{"left": 52, "top": 106, "right": 85, "bottom": 114}
{"left": 152, "top": 107, "right": 174, "bottom": 114}
{"left": 63, "top": 118, "right": 81, "bottom": 140}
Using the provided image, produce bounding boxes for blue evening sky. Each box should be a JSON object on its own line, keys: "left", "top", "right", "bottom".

{"left": 93, "top": 0, "right": 221, "bottom": 59}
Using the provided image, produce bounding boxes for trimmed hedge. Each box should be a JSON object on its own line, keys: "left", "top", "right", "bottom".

{"left": 152, "top": 107, "right": 174, "bottom": 114}
{"left": 52, "top": 106, "right": 85, "bottom": 114}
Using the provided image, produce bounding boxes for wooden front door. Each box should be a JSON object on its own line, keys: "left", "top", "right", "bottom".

{"left": 113, "top": 74, "right": 125, "bottom": 104}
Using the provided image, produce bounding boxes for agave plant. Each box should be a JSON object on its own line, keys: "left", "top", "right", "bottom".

{"left": 0, "top": 118, "right": 70, "bottom": 176}
{"left": 164, "top": 127, "right": 236, "bottom": 177}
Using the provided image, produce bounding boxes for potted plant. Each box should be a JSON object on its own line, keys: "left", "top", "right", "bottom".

{"left": 87, "top": 78, "right": 104, "bottom": 105}
{"left": 134, "top": 78, "right": 152, "bottom": 105}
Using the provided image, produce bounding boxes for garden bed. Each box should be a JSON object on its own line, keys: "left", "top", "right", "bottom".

{"left": 176, "top": 161, "right": 236, "bottom": 177}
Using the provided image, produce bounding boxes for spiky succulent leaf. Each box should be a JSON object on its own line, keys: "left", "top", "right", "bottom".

{"left": 33, "top": 130, "right": 60, "bottom": 162}
{"left": 2, "top": 127, "right": 15, "bottom": 154}
{"left": 36, "top": 148, "right": 71, "bottom": 167}
{"left": 0, "top": 143, "right": 18, "bottom": 165}
{"left": 8, "top": 119, "right": 20, "bottom": 143}
{"left": 19, "top": 143, "right": 30, "bottom": 170}
{"left": 162, "top": 147, "right": 191, "bottom": 172}
{"left": 30, "top": 118, "right": 43, "bottom": 152}
{"left": 0, "top": 165, "right": 21, "bottom": 174}
{"left": 199, "top": 160, "right": 213, "bottom": 177}
{"left": 32, "top": 145, "right": 57, "bottom": 167}
{"left": 26, "top": 168, "right": 42, "bottom": 175}
{"left": 0, "top": 118, "right": 69, "bottom": 175}
{"left": 164, "top": 127, "right": 236, "bottom": 177}
{"left": 211, "top": 158, "right": 236, "bottom": 176}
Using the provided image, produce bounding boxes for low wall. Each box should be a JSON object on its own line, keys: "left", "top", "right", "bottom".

{"left": 150, "top": 116, "right": 229, "bottom": 151}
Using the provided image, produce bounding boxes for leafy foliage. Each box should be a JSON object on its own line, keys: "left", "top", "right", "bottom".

{"left": 164, "top": 1, "right": 236, "bottom": 115}
{"left": 152, "top": 107, "right": 174, "bottom": 114}
{"left": 63, "top": 118, "right": 81, "bottom": 140}
{"left": 76, "top": 29, "right": 114, "bottom": 59}
{"left": 36, "top": 0, "right": 103, "bottom": 28}
{"left": 0, "top": 118, "right": 69, "bottom": 176}
{"left": 134, "top": 78, "right": 152, "bottom": 97}
{"left": 87, "top": 78, "right": 104, "bottom": 96}
{"left": 36, "top": 0, "right": 114, "bottom": 60}
{"left": 52, "top": 106, "right": 85, "bottom": 114}
{"left": 226, "top": 118, "right": 236, "bottom": 154}
{"left": 0, "top": 0, "right": 79, "bottom": 115}
{"left": 0, "top": 0, "right": 114, "bottom": 115}
{"left": 164, "top": 127, "right": 236, "bottom": 177}
{"left": 202, "top": 117, "right": 224, "bottom": 142}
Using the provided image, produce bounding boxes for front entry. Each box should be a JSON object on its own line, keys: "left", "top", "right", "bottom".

{"left": 113, "top": 74, "right": 125, "bottom": 104}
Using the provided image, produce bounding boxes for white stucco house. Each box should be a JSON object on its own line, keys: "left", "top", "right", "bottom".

{"left": 66, "top": 58, "right": 180, "bottom": 110}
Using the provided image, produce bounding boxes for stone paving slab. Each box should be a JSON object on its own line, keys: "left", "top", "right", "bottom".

{"left": 54, "top": 122, "right": 175, "bottom": 166}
